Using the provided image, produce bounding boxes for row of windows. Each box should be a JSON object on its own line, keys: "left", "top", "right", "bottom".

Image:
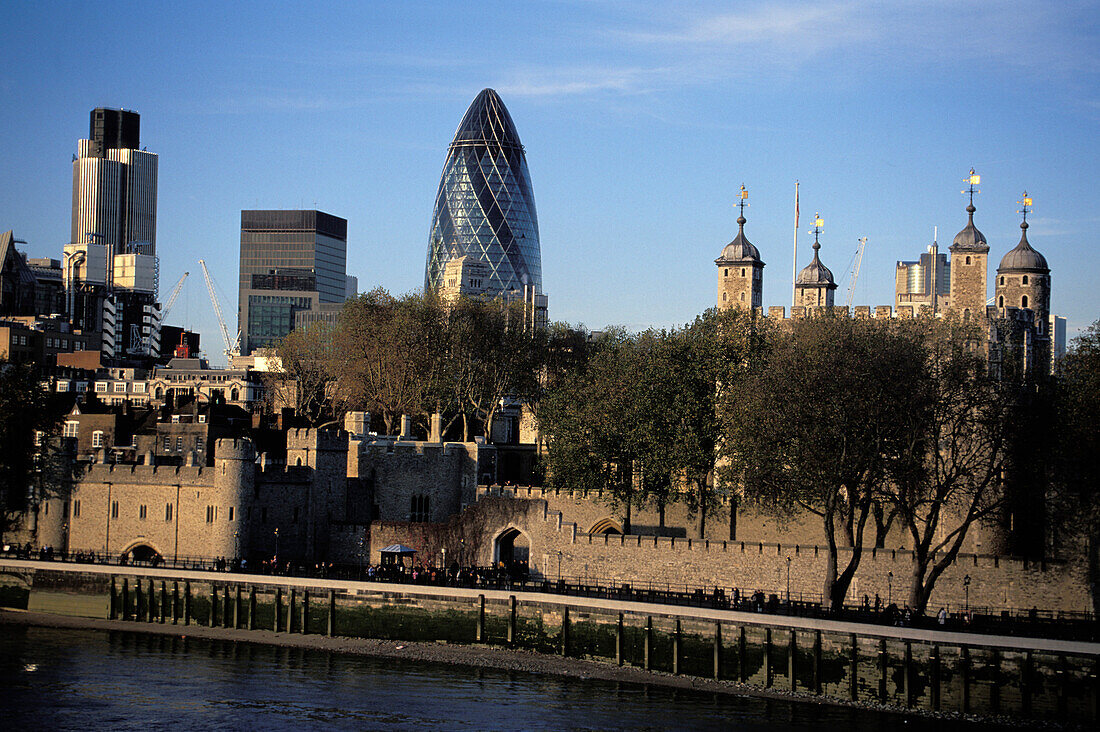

{"left": 999, "top": 274, "right": 1036, "bottom": 286}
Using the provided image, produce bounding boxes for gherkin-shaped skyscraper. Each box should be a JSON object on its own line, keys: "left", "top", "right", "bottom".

{"left": 425, "top": 89, "right": 542, "bottom": 297}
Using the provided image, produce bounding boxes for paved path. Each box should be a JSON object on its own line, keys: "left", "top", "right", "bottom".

{"left": 4, "top": 558, "right": 1097, "bottom": 656}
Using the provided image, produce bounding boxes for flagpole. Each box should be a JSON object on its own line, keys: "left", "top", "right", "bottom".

{"left": 792, "top": 180, "right": 799, "bottom": 308}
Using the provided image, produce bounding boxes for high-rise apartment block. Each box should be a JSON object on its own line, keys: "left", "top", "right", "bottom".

{"left": 66, "top": 108, "right": 159, "bottom": 359}
{"left": 237, "top": 210, "right": 348, "bottom": 355}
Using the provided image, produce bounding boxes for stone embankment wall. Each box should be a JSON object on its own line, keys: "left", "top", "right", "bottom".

{"left": 1, "top": 560, "right": 1097, "bottom": 725}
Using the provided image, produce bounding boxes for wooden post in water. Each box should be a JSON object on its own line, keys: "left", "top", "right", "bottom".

{"left": 764, "top": 628, "right": 773, "bottom": 688}
{"left": 183, "top": 581, "right": 191, "bottom": 626}
{"left": 248, "top": 587, "right": 257, "bottom": 631}
{"left": 109, "top": 576, "right": 117, "bottom": 620}
{"left": 738, "top": 626, "right": 747, "bottom": 683}
{"left": 960, "top": 645, "right": 971, "bottom": 714}
{"left": 209, "top": 585, "right": 218, "bottom": 627}
{"left": 990, "top": 650, "right": 1001, "bottom": 715}
{"left": 288, "top": 589, "right": 297, "bottom": 633}
{"left": 135, "top": 579, "right": 143, "bottom": 622}
{"left": 476, "top": 594, "right": 485, "bottom": 643}
{"left": 222, "top": 585, "right": 232, "bottom": 629}
{"left": 713, "top": 623, "right": 722, "bottom": 679}
{"left": 616, "top": 613, "right": 624, "bottom": 667}
{"left": 121, "top": 577, "right": 130, "bottom": 621}
{"left": 159, "top": 581, "right": 167, "bottom": 624}
{"left": 672, "top": 619, "right": 681, "bottom": 675}
{"left": 1022, "top": 650, "right": 1033, "bottom": 716}
{"left": 274, "top": 588, "right": 283, "bottom": 632}
{"left": 788, "top": 630, "right": 797, "bottom": 692}
{"left": 235, "top": 586, "right": 243, "bottom": 629}
{"left": 172, "top": 581, "right": 180, "bottom": 624}
{"left": 644, "top": 617, "right": 653, "bottom": 671}
{"left": 878, "top": 638, "right": 888, "bottom": 703}
{"left": 507, "top": 595, "right": 517, "bottom": 647}
{"left": 931, "top": 644, "right": 941, "bottom": 711}
{"left": 812, "top": 630, "right": 822, "bottom": 694}
{"left": 148, "top": 579, "right": 156, "bottom": 622}
{"left": 327, "top": 590, "right": 336, "bottom": 637}
{"left": 903, "top": 641, "right": 914, "bottom": 708}
{"left": 302, "top": 590, "right": 310, "bottom": 635}
{"left": 560, "top": 605, "right": 569, "bottom": 657}
{"left": 849, "top": 633, "right": 859, "bottom": 702}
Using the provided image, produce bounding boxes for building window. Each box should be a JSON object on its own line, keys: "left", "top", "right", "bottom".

{"left": 206, "top": 506, "right": 215, "bottom": 523}
{"left": 44, "top": 502, "right": 48, "bottom": 516}
{"left": 95, "top": 382, "right": 108, "bottom": 393}
{"left": 56, "top": 381, "right": 69, "bottom": 392}
{"left": 64, "top": 421, "right": 78, "bottom": 438}
{"left": 1022, "top": 295, "right": 1028, "bottom": 308}
{"left": 741, "top": 268, "right": 746, "bottom": 277}
{"left": 740, "top": 292, "right": 745, "bottom": 301}
{"left": 165, "top": 503, "right": 173, "bottom": 521}
{"left": 228, "top": 507, "right": 234, "bottom": 521}
{"left": 196, "top": 436, "right": 204, "bottom": 453}
{"left": 999, "top": 276, "right": 1004, "bottom": 285}
{"left": 133, "top": 382, "right": 146, "bottom": 393}
{"left": 139, "top": 504, "right": 147, "bottom": 520}
{"left": 1022, "top": 275, "right": 1029, "bottom": 285}
{"left": 73, "top": 500, "right": 81, "bottom": 518}
{"left": 114, "top": 382, "right": 127, "bottom": 393}
{"left": 92, "top": 431, "right": 105, "bottom": 448}
{"left": 34, "top": 430, "right": 44, "bottom": 447}
{"left": 724, "top": 268, "right": 728, "bottom": 277}
{"left": 230, "top": 388, "right": 240, "bottom": 402}
{"left": 163, "top": 436, "right": 171, "bottom": 452}
{"left": 171, "top": 415, "right": 180, "bottom": 423}
{"left": 111, "top": 501, "right": 119, "bottom": 519}
{"left": 411, "top": 494, "right": 430, "bottom": 522}
{"left": 721, "top": 292, "right": 727, "bottom": 302}
{"left": 965, "top": 256, "right": 971, "bottom": 265}
{"left": 176, "top": 437, "right": 183, "bottom": 451}
{"left": 999, "top": 296, "right": 1004, "bottom": 308}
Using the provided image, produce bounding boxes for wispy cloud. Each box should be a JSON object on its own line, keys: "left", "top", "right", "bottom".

{"left": 495, "top": 66, "right": 665, "bottom": 98}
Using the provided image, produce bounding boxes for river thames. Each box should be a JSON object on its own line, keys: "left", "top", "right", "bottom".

{"left": 0, "top": 625, "right": 1021, "bottom": 731}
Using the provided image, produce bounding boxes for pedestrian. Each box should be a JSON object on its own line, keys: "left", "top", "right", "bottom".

{"left": 937, "top": 607, "right": 947, "bottom": 626}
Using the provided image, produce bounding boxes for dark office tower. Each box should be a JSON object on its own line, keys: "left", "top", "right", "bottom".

{"left": 425, "top": 89, "right": 544, "bottom": 303}
{"left": 68, "top": 107, "right": 159, "bottom": 360}
{"left": 238, "top": 210, "right": 348, "bottom": 355}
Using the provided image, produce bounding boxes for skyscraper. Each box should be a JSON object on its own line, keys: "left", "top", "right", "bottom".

{"left": 237, "top": 210, "right": 348, "bottom": 355}
{"left": 425, "top": 89, "right": 545, "bottom": 318}
{"left": 67, "top": 108, "right": 159, "bottom": 359}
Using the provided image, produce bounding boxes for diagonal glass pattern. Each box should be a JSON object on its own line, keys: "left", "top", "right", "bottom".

{"left": 425, "top": 89, "right": 542, "bottom": 295}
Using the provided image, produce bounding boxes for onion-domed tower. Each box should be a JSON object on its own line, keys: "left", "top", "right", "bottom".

{"left": 716, "top": 185, "right": 765, "bottom": 310}
{"left": 794, "top": 213, "right": 836, "bottom": 309}
{"left": 949, "top": 169, "right": 990, "bottom": 319}
{"left": 995, "top": 192, "right": 1050, "bottom": 329}
{"left": 425, "top": 89, "right": 542, "bottom": 301}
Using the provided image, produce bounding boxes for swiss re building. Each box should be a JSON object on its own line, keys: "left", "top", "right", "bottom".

{"left": 425, "top": 89, "right": 545, "bottom": 315}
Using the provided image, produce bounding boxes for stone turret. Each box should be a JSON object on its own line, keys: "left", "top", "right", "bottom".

{"left": 794, "top": 213, "right": 836, "bottom": 309}
{"left": 949, "top": 170, "right": 990, "bottom": 319}
{"left": 716, "top": 185, "right": 765, "bottom": 310}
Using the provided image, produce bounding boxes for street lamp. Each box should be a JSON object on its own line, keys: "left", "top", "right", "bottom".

{"left": 557, "top": 551, "right": 562, "bottom": 582}
{"left": 964, "top": 574, "right": 971, "bottom": 613}
{"left": 274, "top": 527, "right": 280, "bottom": 569}
{"left": 785, "top": 556, "right": 791, "bottom": 605}
{"left": 888, "top": 571, "right": 893, "bottom": 605}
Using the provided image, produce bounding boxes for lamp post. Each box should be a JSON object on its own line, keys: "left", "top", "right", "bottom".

{"left": 274, "top": 527, "right": 280, "bottom": 570}
{"left": 785, "top": 556, "right": 791, "bottom": 605}
{"left": 441, "top": 547, "right": 447, "bottom": 572}
{"left": 964, "top": 574, "right": 971, "bottom": 613}
{"left": 556, "top": 551, "right": 562, "bottom": 582}
{"left": 887, "top": 571, "right": 893, "bottom": 605}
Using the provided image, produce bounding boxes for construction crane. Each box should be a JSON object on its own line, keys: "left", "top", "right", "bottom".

{"left": 846, "top": 236, "right": 868, "bottom": 309}
{"left": 198, "top": 259, "right": 241, "bottom": 358}
{"left": 141, "top": 271, "right": 188, "bottom": 356}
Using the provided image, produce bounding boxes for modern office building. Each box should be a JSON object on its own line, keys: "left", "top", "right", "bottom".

{"left": 425, "top": 89, "right": 546, "bottom": 320}
{"left": 237, "top": 210, "right": 348, "bottom": 355}
{"left": 67, "top": 108, "right": 159, "bottom": 359}
{"left": 895, "top": 239, "right": 951, "bottom": 313}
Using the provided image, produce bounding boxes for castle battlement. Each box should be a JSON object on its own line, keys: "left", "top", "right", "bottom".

{"left": 214, "top": 437, "right": 256, "bottom": 462}
{"left": 80, "top": 463, "right": 208, "bottom": 483}
{"left": 287, "top": 427, "right": 348, "bottom": 452}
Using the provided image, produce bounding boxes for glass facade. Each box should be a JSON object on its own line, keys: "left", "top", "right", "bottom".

{"left": 425, "top": 89, "right": 542, "bottom": 296}
{"left": 238, "top": 210, "right": 347, "bottom": 355}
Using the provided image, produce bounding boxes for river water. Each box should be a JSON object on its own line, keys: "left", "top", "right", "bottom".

{"left": 0, "top": 625, "right": 1016, "bottom": 731}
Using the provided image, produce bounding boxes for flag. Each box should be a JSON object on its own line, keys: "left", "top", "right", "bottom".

{"left": 795, "top": 183, "right": 800, "bottom": 228}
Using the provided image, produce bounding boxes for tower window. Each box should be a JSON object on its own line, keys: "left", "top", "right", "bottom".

{"left": 741, "top": 268, "right": 746, "bottom": 277}
{"left": 1022, "top": 295, "right": 1028, "bottom": 308}
{"left": 724, "top": 268, "right": 728, "bottom": 277}
{"left": 1022, "top": 275, "right": 1028, "bottom": 285}
{"left": 722, "top": 292, "right": 727, "bottom": 302}
{"left": 966, "top": 256, "right": 971, "bottom": 265}
{"left": 740, "top": 292, "right": 745, "bottom": 301}
{"left": 999, "top": 276, "right": 1004, "bottom": 285}
{"left": 999, "top": 296, "right": 1004, "bottom": 308}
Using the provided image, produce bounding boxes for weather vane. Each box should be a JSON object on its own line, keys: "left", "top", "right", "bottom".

{"left": 962, "top": 168, "right": 981, "bottom": 207}
{"left": 810, "top": 212, "right": 824, "bottom": 242}
{"left": 1017, "top": 191, "right": 1033, "bottom": 223}
{"left": 736, "top": 184, "right": 749, "bottom": 220}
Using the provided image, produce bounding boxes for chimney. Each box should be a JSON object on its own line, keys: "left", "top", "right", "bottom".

{"left": 400, "top": 414, "right": 413, "bottom": 440}
{"left": 430, "top": 413, "right": 442, "bottom": 443}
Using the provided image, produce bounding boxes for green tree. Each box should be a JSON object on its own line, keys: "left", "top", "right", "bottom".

{"left": 267, "top": 321, "right": 345, "bottom": 427}
{"left": 720, "top": 315, "right": 924, "bottom": 610}
{"left": 0, "top": 362, "right": 60, "bottom": 540}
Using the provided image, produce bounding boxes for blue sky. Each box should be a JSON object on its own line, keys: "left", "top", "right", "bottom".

{"left": 2, "top": 1, "right": 1097, "bottom": 365}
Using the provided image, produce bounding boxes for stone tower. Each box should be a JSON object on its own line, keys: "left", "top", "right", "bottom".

{"left": 995, "top": 193, "right": 1050, "bottom": 325}
{"left": 213, "top": 437, "right": 256, "bottom": 560}
{"left": 715, "top": 186, "right": 764, "bottom": 310}
{"left": 794, "top": 214, "right": 836, "bottom": 309}
{"left": 949, "top": 170, "right": 989, "bottom": 319}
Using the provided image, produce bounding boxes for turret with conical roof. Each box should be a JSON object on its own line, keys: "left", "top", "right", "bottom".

{"left": 948, "top": 169, "right": 989, "bottom": 319}
{"left": 995, "top": 192, "right": 1050, "bottom": 331}
{"left": 794, "top": 213, "right": 836, "bottom": 309}
{"left": 716, "top": 185, "right": 765, "bottom": 310}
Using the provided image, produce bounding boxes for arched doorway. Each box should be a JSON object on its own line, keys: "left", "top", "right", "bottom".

{"left": 124, "top": 543, "right": 163, "bottom": 566}
{"left": 494, "top": 528, "right": 529, "bottom": 568}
